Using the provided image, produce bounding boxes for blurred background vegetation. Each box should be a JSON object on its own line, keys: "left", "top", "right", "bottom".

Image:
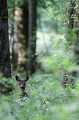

{"left": 0, "top": 0, "right": 79, "bottom": 119}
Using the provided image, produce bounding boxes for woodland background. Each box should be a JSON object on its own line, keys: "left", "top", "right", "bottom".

{"left": 0, "top": 0, "right": 79, "bottom": 120}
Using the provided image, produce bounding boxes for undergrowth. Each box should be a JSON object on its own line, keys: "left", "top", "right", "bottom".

{"left": 0, "top": 38, "right": 79, "bottom": 120}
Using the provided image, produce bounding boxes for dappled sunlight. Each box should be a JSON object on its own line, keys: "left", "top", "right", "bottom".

{"left": 36, "top": 30, "right": 65, "bottom": 54}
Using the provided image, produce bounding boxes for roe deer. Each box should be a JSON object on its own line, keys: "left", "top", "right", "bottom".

{"left": 16, "top": 74, "right": 29, "bottom": 98}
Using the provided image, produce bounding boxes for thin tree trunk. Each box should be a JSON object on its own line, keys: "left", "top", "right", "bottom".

{"left": 12, "top": 20, "right": 18, "bottom": 70}
{"left": 0, "top": 0, "right": 11, "bottom": 77}
{"left": 11, "top": 2, "right": 18, "bottom": 70}
{"left": 68, "top": 0, "right": 75, "bottom": 29}
{"left": 74, "top": 0, "right": 79, "bottom": 61}
{"left": 27, "top": 0, "right": 37, "bottom": 75}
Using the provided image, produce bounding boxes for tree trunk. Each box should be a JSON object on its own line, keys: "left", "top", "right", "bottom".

{"left": 12, "top": 19, "right": 18, "bottom": 70}
{"left": 27, "top": 0, "right": 37, "bottom": 75}
{"left": 68, "top": 0, "right": 75, "bottom": 29}
{"left": 74, "top": 0, "right": 79, "bottom": 63}
{"left": 62, "top": 0, "right": 79, "bottom": 88}
{"left": 0, "top": 0, "right": 11, "bottom": 77}
{"left": 14, "top": 5, "right": 28, "bottom": 72}
{"left": 12, "top": 5, "right": 18, "bottom": 70}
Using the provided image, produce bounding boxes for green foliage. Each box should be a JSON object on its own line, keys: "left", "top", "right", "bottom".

{"left": 0, "top": 73, "right": 79, "bottom": 120}
{"left": 0, "top": 75, "right": 16, "bottom": 120}
{"left": 4, "top": 0, "right": 79, "bottom": 120}
{"left": 37, "top": 0, "right": 68, "bottom": 35}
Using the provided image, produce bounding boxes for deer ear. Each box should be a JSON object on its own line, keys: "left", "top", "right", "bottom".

{"left": 25, "top": 74, "right": 29, "bottom": 82}
{"left": 16, "top": 76, "right": 21, "bottom": 81}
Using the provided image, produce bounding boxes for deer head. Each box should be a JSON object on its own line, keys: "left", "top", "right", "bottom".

{"left": 15, "top": 74, "right": 29, "bottom": 97}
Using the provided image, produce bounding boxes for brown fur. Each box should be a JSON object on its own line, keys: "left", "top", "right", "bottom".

{"left": 16, "top": 74, "right": 29, "bottom": 98}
